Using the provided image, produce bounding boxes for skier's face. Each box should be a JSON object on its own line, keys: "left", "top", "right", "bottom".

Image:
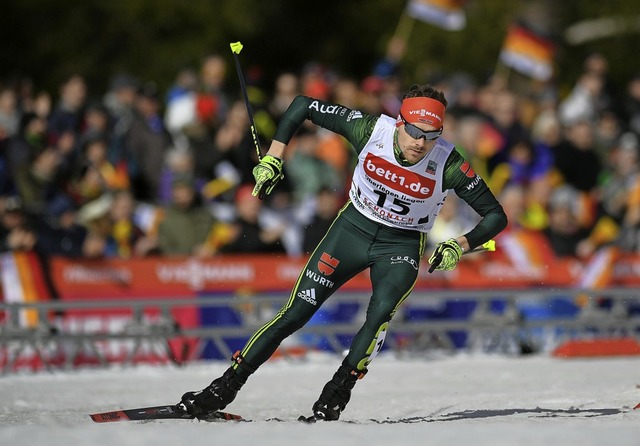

{"left": 397, "top": 122, "right": 439, "bottom": 164}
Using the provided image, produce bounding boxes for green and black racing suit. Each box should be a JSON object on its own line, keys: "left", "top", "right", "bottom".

{"left": 233, "top": 96, "right": 508, "bottom": 376}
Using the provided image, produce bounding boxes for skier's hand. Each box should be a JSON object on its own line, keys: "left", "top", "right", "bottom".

{"left": 428, "top": 238, "right": 463, "bottom": 272}
{"left": 252, "top": 155, "right": 284, "bottom": 199}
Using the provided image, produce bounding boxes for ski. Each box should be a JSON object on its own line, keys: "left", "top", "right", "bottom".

{"left": 89, "top": 404, "right": 243, "bottom": 423}
{"left": 90, "top": 405, "right": 635, "bottom": 424}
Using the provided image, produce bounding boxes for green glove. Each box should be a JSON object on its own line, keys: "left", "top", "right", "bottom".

{"left": 252, "top": 155, "right": 284, "bottom": 199}
{"left": 428, "top": 238, "right": 463, "bottom": 272}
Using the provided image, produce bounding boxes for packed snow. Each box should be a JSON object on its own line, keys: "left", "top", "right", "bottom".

{"left": 1, "top": 352, "right": 639, "bottom": 446}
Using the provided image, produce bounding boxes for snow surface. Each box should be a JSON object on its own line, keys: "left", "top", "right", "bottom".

{"left": 1, "top": 352, "right": 639, "bottom": 446}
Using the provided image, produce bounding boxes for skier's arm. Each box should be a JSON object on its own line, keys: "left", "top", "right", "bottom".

{"left": 266, "top": 95, "right": 378, "bottom": 158}
{"left": 254, "top": 96, "right": 377, "bottom": 197}
{"left": 442, "top": 149, "right": 508, "bottom": 251}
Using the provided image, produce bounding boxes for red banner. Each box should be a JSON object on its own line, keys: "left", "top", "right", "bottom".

{"left": 43, "top": 252, "right": 640, "bottom": 300}
{"left": 49, "top": 255, "right": 371, "bottom": 299}
{"left": 4, "top": 251, "right": 640, "bottom": 370}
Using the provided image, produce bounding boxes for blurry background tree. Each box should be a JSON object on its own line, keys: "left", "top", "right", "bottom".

{"left": 0, "top": 0, "right": 638, "bottom": 97}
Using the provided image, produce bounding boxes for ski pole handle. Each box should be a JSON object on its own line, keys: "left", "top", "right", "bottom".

{"left": 428, "top": 239, "right": 496, "bottom": 273}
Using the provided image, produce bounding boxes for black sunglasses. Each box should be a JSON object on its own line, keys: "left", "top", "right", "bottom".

{"left": 400, "top": 114, "right": 442, "bottom": 141}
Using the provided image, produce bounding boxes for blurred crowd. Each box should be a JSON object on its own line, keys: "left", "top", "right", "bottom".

{"left": 1, "top": 49, "right": 640, "bottom": 266}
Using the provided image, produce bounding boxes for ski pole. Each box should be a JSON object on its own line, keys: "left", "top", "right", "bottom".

{"left": 230, "top": 42, "right": 276, "bottom": 199}
{"left": 428, "top": 239, "right": 496, "bottom": 273}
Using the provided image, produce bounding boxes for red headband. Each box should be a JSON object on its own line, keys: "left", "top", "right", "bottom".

{"left": 399, "top": 97, "right": 446, "bottom": 128}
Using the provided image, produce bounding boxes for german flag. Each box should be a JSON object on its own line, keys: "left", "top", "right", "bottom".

{"left": 406, "top": 0, "right": 466, "bottom": 31}
{"left": 499, "top": 22, "right": 556, "bottom": 81}
{"left": 0, "top": 252, "right": 52, "bottom": 327}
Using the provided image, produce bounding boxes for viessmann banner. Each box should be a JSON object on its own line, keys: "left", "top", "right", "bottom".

{"left": 45, "top": 249, "right": 640, "bottom": 300}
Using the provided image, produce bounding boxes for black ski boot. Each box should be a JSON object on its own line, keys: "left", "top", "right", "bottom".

{"left": 180, "top": 351, "right": 254, "bottom": 418}
{"left": 180, "top": 367, "right": 246, "bottom": 418}
{"left": 311, "top": 361, "right": 367, "bottom": 421}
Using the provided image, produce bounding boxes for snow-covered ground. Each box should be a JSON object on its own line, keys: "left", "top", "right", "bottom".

{"left": 1, "top": 352, "right": 639, "bottom": 446}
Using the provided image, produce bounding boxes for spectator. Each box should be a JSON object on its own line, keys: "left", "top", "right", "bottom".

{"left": 269, "top": 73, "right": 301, "bottom": 121}
{"left": 85, "top": 136, "right": 129, "bottom": 193}
{"left": 211, "top": 100, "right": 252, "bottom": 184}
{"left": 558, "top": 72, "right": 603, "bottom": 126}
{"left": 34, "top": 194, "right": 87, "bottom": 257}
{"left": 622, "top": 73, "right": 640, "bottom": 137}
{"left": 530, "top": 108, "right": 562, "bottom": 149}
{"left": 300, "top": 62, "right": 332, "bottom": 102}
{"left": 5, "top": 112, "right": 47, "bottom": 175}
{"left": 48, "top": 74, "right": 87, "bottom": 139}
{"left": 599, "top": 133, "right": 640, "bottom": 224}
{"left": 0, "top": 148, "right": 11, "bottom": 196}
{"left": 110, "top": 189, "right": 156, "bottom": 258}
{"left": 0, "top": 90, "right": 15, "bottom": 195}
{"left": 450, "top": 114, "right": 492, "bottom": 179}
{"left": 5, "top": 53, "right": 640, "bottom": 267}
{"left": 494, "top": 184, "right": 555, "bottom": 269}
{"left": 103, "top": 74, "right": 139, "bottom": 190}
{"left": 582, "top": 53, "right": 616, "bottom": 115}
{"left": 486, "top": 89, "right": 529, "bottom": 172}
{"left": 125, "top": 82, "right": 173, "bottom": 201}
{"left": 301, "top": 187, "right": 341, "bottom": 254}
{"left": 330, "top": 76, "right": 359, "bottom": 109}
{"left": 76, "top": 193, "right": 118, "bottom": 258}
{"left": 166, "top": 67, "right": 199, "bottom": 105}
{"left": 167, "top": 55, "right": 230, "bottom": 172}
{"left": 593, "top": 109, "right": 622, "bottom": 163}
{"left": 553, "top": 119, "right": 602, "bottom": 193}
{"left": 13, "top": 145, "right": 62, "bottom": 215}
{"left": 426, "top": 195, "right": 475, "bottom": 252}
{"left": 358, "top": 75, "right": 385, "bottom": 115}
{"left": 79, "top": 103, "right": 112, "bottom": 146}
{"left": 199, "top": 54, "right": 229, "bottom": 121}
{"left": 0, "top": 87, "right": 20, "bottom": 139}
{"left": 542, "top": 186, "right": 592, "bottom": 258}
{"left": 489, "top": 138, "right": 554, "bottom": 196}
{"left": 446, "top": 72, "right": 480, "bottom": 119}
{"left": 218, "top": 185, "right": 285, "bottom": 254}
{"left": 31, "top": 90, "right": 52, "bottom": 121}
{"left": 158, "top": 147, "right": 197, "bottom": 205}
{"left": 164, "top": 67, "right": 200, "bottom": 148}
{"left": 602, "top": 133, "right": 640, "bottom": 252}
{"left": 0, "top": 196, "right": 37, "bottom": 252}
{"left": 157, "top": 173, "right": 217, "bottom": 257}
{"left": 285, "top": 124, "right": 341, "bottom": 203}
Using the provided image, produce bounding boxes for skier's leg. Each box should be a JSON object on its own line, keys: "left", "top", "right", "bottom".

{"left": 312, "top": 230, "right": 425, "bottom": 420}
{"left": 236, "top": 208, "right": 370, "bottom": 371}
{"left": 180, "top": 205, "right": 370, "bottom": 416}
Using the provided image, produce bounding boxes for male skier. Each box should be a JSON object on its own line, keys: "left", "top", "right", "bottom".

{"left": 179, "top": 84, "right": 508, "bottom": 420}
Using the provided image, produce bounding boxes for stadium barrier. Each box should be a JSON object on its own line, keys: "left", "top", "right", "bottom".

{"left": 1, "top": 252, "right": 640, "bottom": 372}
{"left": 1, "top": 288, "right": 639, "bottom": 373}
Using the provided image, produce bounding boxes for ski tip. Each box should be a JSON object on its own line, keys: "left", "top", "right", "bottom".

{"left": 634, "top": 402, "right": 640, "bottom": 410}
{"left": 198, "top": 411, "right": 244, "bottom": 422}
{"left": 90, "top": 411, "right": 129, "bottom": 423}
{"left": 220, "top": 412, "right": 244, "bottom": 421}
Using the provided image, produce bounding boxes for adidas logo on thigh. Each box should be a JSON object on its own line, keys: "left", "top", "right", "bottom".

{"left": 297, "top": 288, "right": 317, "bottom": 305}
